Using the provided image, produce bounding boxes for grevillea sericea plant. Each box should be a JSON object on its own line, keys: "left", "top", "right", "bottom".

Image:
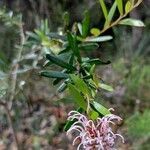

{"left": 26, "top": 0, "right": 144, "bottom": 149}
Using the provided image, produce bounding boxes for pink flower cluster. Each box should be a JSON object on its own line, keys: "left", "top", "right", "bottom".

{"left": 67, "top": 111, "right": 124, "bottom": 150}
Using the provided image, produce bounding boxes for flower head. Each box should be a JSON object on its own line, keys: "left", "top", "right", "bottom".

{"left": 67, "top": 110, "right": 124, "bottom": 150}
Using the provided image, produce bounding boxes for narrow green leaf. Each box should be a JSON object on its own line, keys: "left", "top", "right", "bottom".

{"left": 77, "top": 23, "right": 82, "bottom": 35}
{"left": 125, "top": 1, "right": 132, "bottom": 13}
{"left": 26, "top": 31, "right": 40, "bottom": 41}
{"left": 116, "top": 0, "right": 123, "bottom": 15}
{"left": 84, "top": 36, "right": 113, "bottom": 42}
{"left": 99, "top": 0, "right": 108, "bottom": 20}
{"left": 99, "top": 83, "right": 114, "bottom": 92}
{"left": 82, "top": 10, "right": 90, "bottom": 38}
{"left": 68, "top": 83, "right": 87, "bottom": 110}
{"left": 70, "top": 74, "right": 90, "bottom": 97}
{"left": 85, "top": 58, "right": 111, "bottom": 65}
{"left": 92, "top": 101, "right": 110, "bottom": 116}
{"left": 47, "top": 32, "right": 67, "bottom": 41}
{"left": 79, "top": 43, "right": 99, "bottom": 51}
{"left": 90, "top": 28, "right": 101, "bottom": 36}
{"left": 53, "top": 69, "right": 67, "bottom": 85}
{"left": 64, "top": 119, "right": 77, "bottom": 131}
{"left": 46, "top": 54, "right": 76, "bottom": 70}
{"left": 57, "top": 82, "right": 67, "bottom": 92}
{"left": 64, "top": 107, "right": 83, "bottom": 131}
{"left": 67, "top": 32, "right": 81, "bottom": 62}
{"left": 43, "top": 60, "right": 52, "bottom": 67}
{"left": 105, "top": 2, "right": 117, "bottom": 26}
{"left": 40, "top": 70, "right": 69, "bottom": 79}
{"left": 119, "top": 18, "right": 145, "bottom": 27}
{"left": 69, "top": 54, "right": 74, "bottom": 65}
{"left": 90, "top": 64, "right": 96, "bottom": 75}
{"left": 63, "top": 11, "right": 70, "bottom": 27}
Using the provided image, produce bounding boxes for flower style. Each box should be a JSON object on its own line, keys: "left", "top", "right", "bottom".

{"left": 67, "top": 110, "right": 124, "bottom": 150}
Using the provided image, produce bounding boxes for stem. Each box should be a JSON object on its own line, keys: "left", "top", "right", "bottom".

{"left": 100, "top": 0, "right": 143, "bottom": 34}
{"left": 9, "top": 17, "right": 25, "bottom": 106}
{"left": 0, "top": 102, "right": 19, "bottom": 150}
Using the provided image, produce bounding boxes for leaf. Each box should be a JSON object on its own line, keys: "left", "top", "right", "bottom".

{"left": 53, "top": 69, "right": 67, "bottom": 85}
{"left": 99, "top": 83, "right": 114, "bottom": 92}
{"left": 47, "top": 32, "right": 67, "bottom": 41}
{"left": 78, "top": 43, "right": 99, "bottom": 51}
{"left": 64, "top": 107, "right": 83, "bottom": 131}
{"left": 70, "top": 74, "right": 90, "bottom": 97}
{"left": 63, "top": 11, "right": 70, "bottom": 27}
{"left": 64, "top": 119, "right": 77, "bottom": 132}
{"left": 85, "top": 58, "right": 111, "bottom": 65}
{"left": 90, "top": 28, "right": 101, "bottom": 36}
{"left": 67, "top": 32, "right": 81, "bottom": 62}
{"left": 40, "top": 70, "right": 69, "bottom": 79}
{"left": 68, "top": 83, "right": 87, "bottom": 110}
{"left": 125, "top": 1, "right": 132, "bottom": 13}
{"left": 26, "top": 31, "right": 40, "bottom": 41}
{"left": 89, "top": 110, "right": 99, "bottom": 120}
{"left": 77, "top": 23, "right": 82, "bottom": 35}
{"left": 46, "top": 54, "right": 76, "bottom": 70}
{"left": 68, "top": 54, "right": 74, "bottom": 66}
{"left": 116, "top": 0, "right": 123, "bottom": 15}
{"left": 82, "top": 10, "right": 90, "bottom": 38}
{"left": 99, "top": 0, "right": 108, "bottom": 20}
{"left": 92, "top": 101, "right": 110, "bottom": 116}
{"left": 84, "top": 36, "right": 113, "bottom": 42}
{"left": 105, "top": 2, "right": 117, "bottom": 26}
{"left": 119, "top": 18, "right": 145, "bottom": 27}
{"left": 57, "top": 82, "right": 67, "bottom": 92}
{"left": 53, "top": 78, "right": 62, "bottom": 85}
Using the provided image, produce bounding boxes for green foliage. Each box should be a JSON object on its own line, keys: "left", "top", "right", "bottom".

{"left": 126, "top": 110, "right": 150, "bottom": 149}
{"left": 97, "top": 0, "right": 144, "bottom": 34}
{"left": 24, "top": 0, "right": 144, "bottom": 133}
{"left": 119, "top": 18, "right": 145, "bottom": 27}
{"left": 0, "top": 1, "right": 148, "bottom": 149}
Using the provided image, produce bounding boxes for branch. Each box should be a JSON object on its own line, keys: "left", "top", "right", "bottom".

{"left": 100, "top": 0, "right": 143, "bottom": 34}
{"left": 0, "top": 102, "right": 19, "bottom": 150}
{"left": 9, "top": 18, "right": 25, "bottom": 105}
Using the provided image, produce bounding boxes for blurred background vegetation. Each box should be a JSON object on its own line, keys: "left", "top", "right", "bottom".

{"left": 0, "top": 0, "right": 149, "bottom": 149}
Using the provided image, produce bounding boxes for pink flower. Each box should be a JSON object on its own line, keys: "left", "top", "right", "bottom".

{"left": 67, "top": 110, "right": 124, "bottom": 150}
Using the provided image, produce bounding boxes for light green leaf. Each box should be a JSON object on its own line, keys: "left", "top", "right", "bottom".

{"left": 82, "top": 10, "right": 90, "bottom": 38}
{"left": 92, "top": 101, "right": 110, "bottom": 116}
{"left": 90, "top": 28, "right": 101, "bottom": 36}
{"left": 99, "top": 83, "right": 114, "bottom": 92}
{"left": 68, "top": 84, "right": 87, "bottom": 110}
{"left": 67, "top": 32, "right": 81, "bottom": 62}
{"left": 77, "top": 23, "right": 82, "bottom": 35}
{"left": 63, "top": 11, "right": 69, "bottom": 26}
{"left": 119, "top": 18, "right": 145, "bottom": 27}
{"left": 70, "top": 74, "right": 90, "bottom": 97}
{"left": 125, "top": 1, "right": 132, "bottom": 13}
{"left": 84, "top": 36, "right": 112, "bottom": 42}
{"left": 105, "top": 2, "right": 117, "bottom": 26}
{"left": 116, "top": 0, "right": 123, "bottom": 15}
{"left": 89, "top": 110, "right": 99, "bottom": 120}
{"left": 85, "top": 58, "right": 111, "bottom": 65}
{"left": 99, "top": 0, "right": 108, "bottom": 21}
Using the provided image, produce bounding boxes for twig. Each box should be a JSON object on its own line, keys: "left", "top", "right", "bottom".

{"left": 0, "top": 102, "right": 19, "bottom": 150}
{"left": 9, "top": 16, "right": 25, "bottom": 106}
{"left": 100, "top": 0, "right": 143, "bottom": 34}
